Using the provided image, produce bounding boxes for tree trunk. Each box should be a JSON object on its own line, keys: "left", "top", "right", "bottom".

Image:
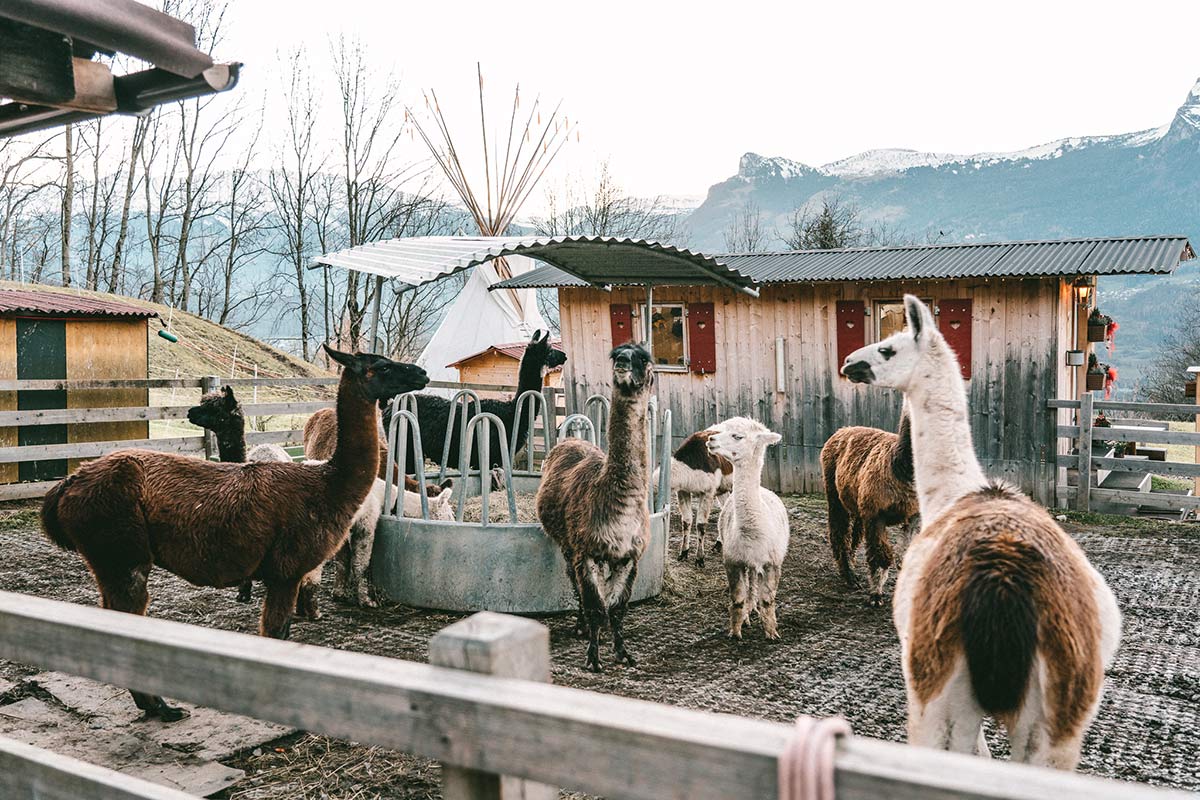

{"left": 109, "top": 120, "right": 145, "bottom": 293}
{"left": 60, "top": 124, "right": 73, "bottom": 287}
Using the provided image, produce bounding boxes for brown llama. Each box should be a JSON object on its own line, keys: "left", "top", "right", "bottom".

{"left": 41, "top": 346, "right": 428, "bottom": 721}
{"left": 536, "top": 343, "right": 654, "bottom": 672}
{"left": 820, "top": 406, "right": 918, "bottom": 607}
{"left": 304, "top": 405, "right": 445, "bottom": 496}
{"left": 842, "top": 295, "right": 1120, "bottom": 768}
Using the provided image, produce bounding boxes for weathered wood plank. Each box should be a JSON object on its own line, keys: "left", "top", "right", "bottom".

{"left": 0, "top": 593, "right": 1186, "bottom": 800}
{"left": 0, "top": 735, "right": 193, "bottom": 800}
{"left": 1057, "top": 426, "right": 1200, "bottom": 447}
{"left": 0, "top": 379, "right": 203, "bottom": 391}
{"left": 1078, "top": 393, "right": 1093, "bottom": 512}
{"left": 244, "top": 430, "right": 305, "bottom": 446}
{"left": 0, "top": 479, "right": 58, "bottom": 501}
{"left": 1048, "top": 400, "right": 1200, "bottom": 415}
{"left": 0, "top": 401, "right": 333, "bottom": 427}
{"left": 0, "top": 435, "right": 203, "bottom": 464}
{"left": 1061, "top": 487, "right": 1200, "bottom": 511}
{"left": 1091, "top": 457, "right": 1200, "bottom": 478}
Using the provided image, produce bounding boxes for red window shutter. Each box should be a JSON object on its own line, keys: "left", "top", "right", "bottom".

{"left": 610, "top": 304, "right": 633, "bottom": 347}
{"left": 687, "top": 302, "right": 716, "bottom": 374}
{"left": 835, "top": 300, "right": 866, "bottom": 375}
{"left": 939, "top": 299, "right": 973, "bottom": 380}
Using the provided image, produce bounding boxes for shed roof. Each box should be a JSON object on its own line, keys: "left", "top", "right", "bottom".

{"left": 0, "top": 289, "right": 159, "bottom": 319}
{"left": 446, "top": 338, "right": 565, "bottom": 369}
{"left": 490, "top": 235, "right": 1195, "bottom": 290}
{"left": 311, "top": 235, "right": 761, "bottom": 297}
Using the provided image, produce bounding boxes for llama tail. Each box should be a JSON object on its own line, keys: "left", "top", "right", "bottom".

{"left": 960, "top": 546, "right": 1039, "bottom": 715}
{"left": 40, "top": 477, "right": 76, "bottom": 552}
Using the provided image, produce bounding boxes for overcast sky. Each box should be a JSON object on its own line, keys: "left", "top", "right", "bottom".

{"left": 219, "top": 0, "right": 1200, "bottom": 210}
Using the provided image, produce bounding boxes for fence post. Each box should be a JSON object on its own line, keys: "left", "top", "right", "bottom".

{"left": 200, "top": 376, "right": 220, "bottom": 462}
{"left": 1078, "top": 392, "right": 1093, "bottom": 513}
{"left": 429, "top": 612, "right": 556, "bottom": 800}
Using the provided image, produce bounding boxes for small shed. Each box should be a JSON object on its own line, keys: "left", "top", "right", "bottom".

{"left": 447, "top": 339, "right": 566, "bottom": 396}
{"left": 0, "top": 290, "right": 159, "bottom": 485}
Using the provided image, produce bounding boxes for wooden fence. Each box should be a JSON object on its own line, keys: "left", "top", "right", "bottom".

{"left": 0, "top": 592, "right": 1189, "bottom": 800}
{"left": 1050, "top": 395, "right": 1200, "bottom": 513}
{"left": 0, "top": 376, "right": 566, "bottom": 501}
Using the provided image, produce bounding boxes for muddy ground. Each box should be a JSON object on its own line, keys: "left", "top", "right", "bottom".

{"left": 0, "top": 497, "right": 1197, "bottom": 798}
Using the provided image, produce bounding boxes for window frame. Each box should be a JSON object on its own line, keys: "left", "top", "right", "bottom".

{"left": 637, "top": 302, "right": 690, "bottom": 372}
{"left": 872, "top": 297, "right": 934, "bottom": 343}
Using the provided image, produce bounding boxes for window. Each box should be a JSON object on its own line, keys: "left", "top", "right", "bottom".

{"left": 874, "top": 298, "right": 933, "bottom": 342}
{"left": 647, "top": 304, "right": 687, "bottom": 370}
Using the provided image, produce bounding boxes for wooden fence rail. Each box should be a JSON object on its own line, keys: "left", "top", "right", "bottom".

{"left": 0, "top": 592, "right": 1186, "bottom": 800}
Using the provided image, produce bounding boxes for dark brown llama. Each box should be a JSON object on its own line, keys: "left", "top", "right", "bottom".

{"left": 41, "top": 346, "right": 428, "bottom": 721}
{"left": 304, "top": 406, "right": 446, "bottom": 495}
{"left": 536, "top": 343, "right": 654, "bottom": 672}
{"left": 820, "top": 408, "right": 918, "bottom": 607}
{"left": 186, "top": 387, "right": 320, "bottom": 617}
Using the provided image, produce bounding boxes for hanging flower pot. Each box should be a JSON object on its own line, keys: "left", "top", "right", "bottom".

{"left": 1087, "top": 308, "right": 1112, "bottom": 343}
{"left": 1086, "top": 372, "right": 1105, "bottom": 391}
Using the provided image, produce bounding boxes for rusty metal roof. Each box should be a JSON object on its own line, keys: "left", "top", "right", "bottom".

{"left": 446, "top": 338, "right": 565, "bottom": 369}
{"left": 0, "top": 289, "right": 159, "bottom": 319}
{"left": 490, "top": 235, "right": 1195, "bottom": 289}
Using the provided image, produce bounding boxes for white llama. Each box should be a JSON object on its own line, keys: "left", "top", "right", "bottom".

{"left": 705, "top": 417, "right": 790, "bottom": 640}
{"left": 841, "top": 294, "right": 1120, "bottom": 769}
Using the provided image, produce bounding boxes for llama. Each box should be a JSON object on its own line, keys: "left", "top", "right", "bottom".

{"left": 820, "top": 407, "right": 918, "bottom": 606}
{"left": 705, "top": 417, "right": 789, "bottom": 640}
{"left": 305, "top": 405, "right": 448, "bottom": 496}
{"left": 655, "top": 428, "right": 733, "bottom": 567}
{"left": 536, "top": 343, "right": 653, "bottom": 672}
{"left": 841, "top": 295, "right": 1120, "bottom": 768}
{"left": 393, "top": 329, "right": 566, "bottom": 473}
{"left": 41, "top": 346, "right": 428, "bottom": 721}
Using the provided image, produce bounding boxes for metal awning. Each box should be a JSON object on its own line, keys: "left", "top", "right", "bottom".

{"left": 311, "top": 235, "right": 761, "bottom": 297}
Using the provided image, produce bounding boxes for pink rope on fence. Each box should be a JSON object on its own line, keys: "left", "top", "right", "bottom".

{"left": 778, "top": 715, "right": 852, "bottom": 800}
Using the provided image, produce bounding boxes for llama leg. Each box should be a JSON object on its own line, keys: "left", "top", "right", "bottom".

{"left": 100, "top": 564, "right": 188, "bottom": 722}
{"left": 236, "top": 580, "right": 253, "bottom": 603}
{"left": 260, "top": 577, "right": 302, "bottom": 640}
{"left": 331, "top": 542, "right": 352, "bottom": 603}
{"left": 695, "top": 491, "right": 715, "bottom": 568}
{"left": 575, "top": 557, "right": 607, "bottom": 672}
{"left": 350, "top": 524, "right": 378, "bottom": 608}
{"left": 864, "top": 519, "right": 895, "bottom": 608}
{"left": 760, "top": 564, "right": 782, "bottom": 640}
{"left": 829, "top": 500, "right": 857, "bottom": 589}
{"left": 726, "top": 564, "right": 750, "bottom": 640}
{"left": 906, "top": 661, "right": 986, "bottom": 754}
{"left": 562, "top": 549, "right": 586, "bottom": 638}
{"left": 677, "top": 493, "right": 694, "bottom": 562}
{"left": 607, "top": 557, "right": 640, "bottom": 667}
{"left": 295, "top": 566, "right": 323, "bottom": 619}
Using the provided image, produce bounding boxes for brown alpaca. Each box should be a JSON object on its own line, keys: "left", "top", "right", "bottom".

{"left": 536, "top": 343, "right": 654, "bottom": 672}
{"left": 40, "top": 346, "right": 428, "bottom": 721}
{"left": 820, "top": 408, "right": 918, "bottom": 607}
{"left": 304, "top": 406, "right": 441, "bottom": 495}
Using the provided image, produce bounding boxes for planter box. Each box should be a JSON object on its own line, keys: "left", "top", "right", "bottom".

{"left": 1086, "top": 373, "right": 1105, "bottom": 390}
{"left": 1185, "top": 379, "right": 1196, "bottom": 399}
{"left": 1087, "top": 324, "right": 1107, "bottom": 342}
{"left": 1065, "top": 350, "right": 1085, "bottom": 367}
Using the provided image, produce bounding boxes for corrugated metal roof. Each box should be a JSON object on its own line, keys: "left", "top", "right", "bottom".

{"left": 311, "top": 235, "right": 761, "bottom": 297}
{"left": 446, "top": 338, "right": 565, "bottom": 369}
{"left": 490, "top": 235, "right": 1195, "bottom": 290}
{"left": 0, "top": 289, "right": 160, "bottom": 319}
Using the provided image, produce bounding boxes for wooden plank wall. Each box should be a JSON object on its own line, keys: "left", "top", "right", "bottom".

{"left": 559, "top": 277, "right": 1064, "bottom": 500}
{"left": 0, "top": 319, "right": 15, "bottom": 484}
{"left": 65, "top": 319, "right": 149, "bottom": 472}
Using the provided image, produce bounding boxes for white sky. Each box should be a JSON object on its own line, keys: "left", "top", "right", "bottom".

{"left": 219, "top": 0, "right": 1200, "bottom": 210}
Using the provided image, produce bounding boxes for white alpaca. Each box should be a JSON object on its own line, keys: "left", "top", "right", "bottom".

{"left": 247, "top": 443, "right": 292, "bottom": 463}
{"left": 705, "top": 417, "right": 789, "bottom": 640}
{"left": 841, "top": 295, "right": 1120, "bottom": 770}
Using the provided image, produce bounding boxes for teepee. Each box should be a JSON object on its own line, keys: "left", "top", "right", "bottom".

{"left": 411, "top": 65, "right": 575, "bottom": 382}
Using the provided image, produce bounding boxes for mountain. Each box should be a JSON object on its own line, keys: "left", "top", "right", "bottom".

{"left": 684, "top": 79, "right": 1200, "bottom": 389}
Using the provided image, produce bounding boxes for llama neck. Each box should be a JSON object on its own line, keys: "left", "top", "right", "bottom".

{"left": 327, "top": 371, "right": 381, "bottom": 490}
{"left": 890, "top": 410, "right": 914, "bottom": 484}
{"left": 732, "top": 451, "right": 767, "bottom": 519}
{"left": 905, "top": 346, "right": 986, "bottom": 524}
{"left": 509, "top": 351, "right": 548, "bottom": 443}
{"left": 600, "top": 389, "right": 648, "bottom": 488}
{"left": 215, "top": 421, "right": 246, "bottom": 463}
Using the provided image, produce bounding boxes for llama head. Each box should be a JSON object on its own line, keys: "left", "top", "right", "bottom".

{"left": 705, "top": 416, "right": 781, "bottom": 465}
{"left": 610, "top": 342, "right": 653, "bottom": 395}
{"left": 523, "top": 330, "right": 567, "bottom": 381}
{"left": 187, "top": 385, "right": 243, "bottom": 433}
{"left": 323, "top": 345, "right": 429, "bottom": 399}
{"left": 841, "top": 294, "right": 945, "bottom": 392}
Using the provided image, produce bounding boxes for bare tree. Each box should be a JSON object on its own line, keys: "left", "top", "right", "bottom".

{"left": 782, "top": 196, "right": 913, "bottom": 250}
{"left": 722, "top": 199, "right": 768, "bottom": 252}
{"left": 1139, "top": 303, "right": 1200, "bottom": 407}
{"left": 107, "top": 117, "right": 148, "bottom": 294}
{"left": 60, "top": 124, "right": 74, "bottom": 286}
{"left": 140, "top": 106, "right": 182, "bottom": 303}
{"left": 532, "top": 162, "right": 683, "bottom": 243}
{"left": 0, "top": 134, "right": 59, "bottom": 281}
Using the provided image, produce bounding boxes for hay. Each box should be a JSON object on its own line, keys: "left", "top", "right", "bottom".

{"left": 457, "top": 492, "right": 540, "bottom": 524}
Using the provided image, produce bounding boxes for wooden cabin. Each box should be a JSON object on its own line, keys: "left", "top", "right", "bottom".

{"left": 446, "top": 338, "right": 565, "bottom": 399}
{"left": 493, "top": 236, "right": 1195, "bottom": 501}
{"left": 0, "top": 290, "right": 158, "bottom": 486}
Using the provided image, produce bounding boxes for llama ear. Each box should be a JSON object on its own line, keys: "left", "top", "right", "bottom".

{"left": 904, "top": 295, "right": 927, "bottom": 340}
{"left": 323, "top": 343, "right": 362, "bottom": 374}
{"left": 761, "top": 431, "right": 783, "bottom": 446}
{"left": 222, "top": 385, "right": 237, "bottom": 407}
{"left": 531, "top": 329, "right": 544, "bottom": 343}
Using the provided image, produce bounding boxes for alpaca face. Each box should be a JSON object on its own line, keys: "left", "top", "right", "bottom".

{"left": 841, "top": 294, "right": 936, "bottom": 391}
{"left": 324, "top": 345, "right": 429, "bottom": 399}
{"left": 186, "top": 386, "right": 242, "bottom": 432}
{"left": 610, "top": 343, "right": 653, "bottom": 394}
{"left": 705, "top": 416, "right": 782, "bottom": 465}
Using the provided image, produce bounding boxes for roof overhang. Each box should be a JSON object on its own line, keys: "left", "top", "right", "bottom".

{"left": 311, "top": 236, "right": 761, "bottom": 298}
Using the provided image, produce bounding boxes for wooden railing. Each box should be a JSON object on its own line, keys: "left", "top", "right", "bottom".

{"left": 0, "top": 376, "right": 566, "bottom": 502}
{"left": 0, "top": 591, "right": 1187, "bottom": 800}
{"left": 1049, "top": 395, "right": 1200, "bottom": 513}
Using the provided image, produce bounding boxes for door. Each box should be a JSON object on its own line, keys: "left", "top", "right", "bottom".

{"left": 16, "top": 318, "right": 67, "bottom": 481}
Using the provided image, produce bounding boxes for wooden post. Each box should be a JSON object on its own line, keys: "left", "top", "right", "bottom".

{"left": 429, "top": 612, "right": 556, "bottom": 800}
{"left": 1078, "top": 392, "right": 1093, "bottom": 513}
{"left": 1191, "top": 367, "right": 1200, "bottom": 498}
{"left": 200, "top": 376, "right": 219, "bottom": 461}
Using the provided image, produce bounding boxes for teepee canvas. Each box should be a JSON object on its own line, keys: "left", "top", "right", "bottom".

{"left": 418, "top": 254, "right": 546, "bottom": 383}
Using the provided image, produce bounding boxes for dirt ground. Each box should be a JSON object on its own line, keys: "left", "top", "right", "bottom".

{"left": 0, "top": 496, "right": 1197, "bottom": 798}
